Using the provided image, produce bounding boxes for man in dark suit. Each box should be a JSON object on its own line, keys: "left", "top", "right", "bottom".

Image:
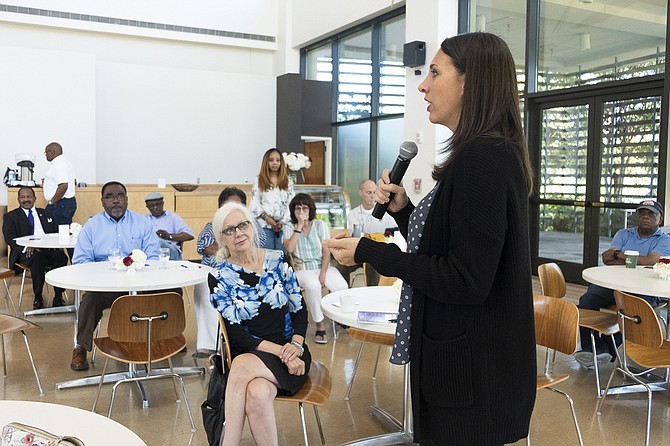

{"left": 2, "top": 186, "right": 69, "bottom": 309}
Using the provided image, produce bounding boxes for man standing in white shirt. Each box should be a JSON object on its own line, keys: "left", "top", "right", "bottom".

{"left": 43, "top": 142, "right": 77, "bottom": 230}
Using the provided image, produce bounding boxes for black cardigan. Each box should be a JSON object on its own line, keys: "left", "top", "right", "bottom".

{"left": 356, "top": 137, "right": 536, "bottom": 445}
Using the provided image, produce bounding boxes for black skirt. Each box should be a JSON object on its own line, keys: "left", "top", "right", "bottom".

{"left": 248, "top": 344, "right": 312, "bottom": 396}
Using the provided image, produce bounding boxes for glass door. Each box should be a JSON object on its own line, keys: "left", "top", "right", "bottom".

{"left": 530, "top": 85, "right": 665, "bottom": 283}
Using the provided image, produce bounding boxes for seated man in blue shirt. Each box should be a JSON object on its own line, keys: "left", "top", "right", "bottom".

{"left": 70, "top": 181, "right": 162, "bottom": 371}
{"left": 575, "top": 200, "right": 670, "bottom": 368}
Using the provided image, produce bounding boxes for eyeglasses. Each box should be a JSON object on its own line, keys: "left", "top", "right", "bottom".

{"left": 222, "top": 220, "right": 252, "bottom": 236}
{"left": 103, "top": 193, "right": 126, "bottom": 201}
{"left": 294, "top": 205, "right": 310, "bottom": 212}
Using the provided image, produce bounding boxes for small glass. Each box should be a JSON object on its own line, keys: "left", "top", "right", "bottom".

{"left": 159, "top": 248, "right": 170, "bottom": 269}
{"left": 108, "top": 248, "right": 121, "bottom": 269}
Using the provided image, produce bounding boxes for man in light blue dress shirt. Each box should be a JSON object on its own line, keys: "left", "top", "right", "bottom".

{"left": 70, "top": 181, "right": 161, "bottom": 371}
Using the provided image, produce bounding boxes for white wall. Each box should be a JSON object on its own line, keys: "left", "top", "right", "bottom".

{"left": 0, "top": 0, "right": 460, "bottom": 207}
{"left": 291, "top": 0, "right": 405, "bottom": 47}
{"left": 403, "top": 0, "right": 458, "bottom": 201}
{"left": 0, "top": 1, "right": 279, "bottom": 205}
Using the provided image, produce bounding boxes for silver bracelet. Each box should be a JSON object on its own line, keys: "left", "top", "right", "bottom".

{"left": 290, "top": 341, "right": 304, "bottom": 356}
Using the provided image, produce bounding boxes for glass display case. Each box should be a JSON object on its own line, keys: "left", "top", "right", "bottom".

{"left": 296, "top": 185, "right": 350, "bottom": 230}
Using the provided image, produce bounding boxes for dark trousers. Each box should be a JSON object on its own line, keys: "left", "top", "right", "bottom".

{"left": 333, "top": 260, "right": 380, "bottom": 286}
{"left": 14, "top": 248, "right": 69, "bottom": 300}
{"left": 76, "top": 287, "right": 183, "bottom": 351}
{"left": 578, "top": 284, "right": 659, "bottom": 355}
{"left": 46, "top": 197, "right": 77, "bottom": 226}
{"left": 46, "top": 196, "right": 77, "bottom": 258}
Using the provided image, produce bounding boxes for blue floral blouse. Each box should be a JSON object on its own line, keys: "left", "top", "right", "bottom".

{"left": 209, "top": 249, "right": 307, "bottom": 354}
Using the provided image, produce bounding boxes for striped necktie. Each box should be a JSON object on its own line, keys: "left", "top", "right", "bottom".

{"left": 28, "top": 209, "right": 35, "bottom": 235}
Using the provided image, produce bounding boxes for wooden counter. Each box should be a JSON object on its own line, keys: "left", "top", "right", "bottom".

{"left": 6, "top": 184, "right": 250, "bottom": 261}
{"left": 5, "top": 183, "right": 345, "bottom": 261}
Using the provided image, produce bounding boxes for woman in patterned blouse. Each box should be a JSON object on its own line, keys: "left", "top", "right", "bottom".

{"left": 209, "top": 202, "right": 310, "bottom": 445}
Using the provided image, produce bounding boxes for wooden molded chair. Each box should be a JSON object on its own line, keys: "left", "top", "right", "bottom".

{"left": 538, "top": 262, "right": 620, "bottom": 396}
{"left": 377, "top": 274, "right": 397, "bottom": 287}
{"left": 344, "top": 327, "right": 394, "bottom": 401}
{"left": 537, "top": 262, "right": 567, "bottom": 298}
{"left": 530, "top": 295, "right": 584, "bottom": 446}
{"left": 597, "top": 290, "right": 670, "bottom": 446}
{"left": 0, "top": 312, "right": 43, "bottom": 395}
{"left": 217, "top": 314, "right": 332, "bottom": 445}
{"left": 91, "top": 292, "right": 196, "bottom": 431}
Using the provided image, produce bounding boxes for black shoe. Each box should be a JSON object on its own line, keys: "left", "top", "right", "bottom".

{"left": 33, "top": 298, "right": 44, "bottom": 310}
{"left": 52, "top": 296, "right": 66, "bottom": 307}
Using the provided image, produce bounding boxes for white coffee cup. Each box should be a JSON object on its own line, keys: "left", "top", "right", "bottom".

{"left": 339, "top": 295, "right": 357, "bottom": 313}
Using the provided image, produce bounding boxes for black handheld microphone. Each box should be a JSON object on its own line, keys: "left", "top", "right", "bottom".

{"left": 372, "top": 141, "right": 419, "bottom": 219}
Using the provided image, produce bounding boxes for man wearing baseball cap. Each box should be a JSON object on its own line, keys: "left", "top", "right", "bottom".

{"left": 144, "top": 191, "right": 194, "bottom": 259}
{"left": 575, "top": 199, "right": 670, "bottom": 369}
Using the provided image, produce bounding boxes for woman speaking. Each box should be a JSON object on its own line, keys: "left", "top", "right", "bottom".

{"left": 326, "top": 32, "right": 536, "bottom": 446}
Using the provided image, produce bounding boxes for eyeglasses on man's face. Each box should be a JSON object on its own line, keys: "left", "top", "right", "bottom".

{"left": 222, "top": 220, "right": 252, "bottom": 236}
{"left": 103, "top": 193, "right": 127, "bottom": 201}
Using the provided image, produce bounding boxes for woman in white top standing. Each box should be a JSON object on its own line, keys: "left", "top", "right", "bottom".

{"left": 251, "top": 148, "right": 295, "bottom": 250}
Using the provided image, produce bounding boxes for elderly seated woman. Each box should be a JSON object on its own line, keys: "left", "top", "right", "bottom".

{"left": 208, "top": 202, "right": 310, "bottom": 445}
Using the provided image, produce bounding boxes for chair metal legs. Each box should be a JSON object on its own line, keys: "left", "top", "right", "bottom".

{"left": 18, "top": 269, "right": 27, "bottom": 311}
{"left": 547, "top": 387, "right": 584, "bottom": 446}
{"left": 597, "top": 365, "right": 653, "bottom": 446}
{"left": 296, "top": 402, "right": 326, "bottom": 446}
{"left": 345, "top": 342, "right": 365, "bottom": 401}
{"left": 93, "top": 357, "right": 197, "bottom": 433}
{"left": 0, "top": 331, "right": 44, "bottom": 396}
{"left": 345, "top": 342, "right": 386, "bottom": 400}
{"left": 527, "top": 387, "right": 584, "bottom": 446}
{"left": 2, "top": 278, "right": 18, "bottom": 317}
{"left": 589, "top": 332, "right": 621, "bottom": 398}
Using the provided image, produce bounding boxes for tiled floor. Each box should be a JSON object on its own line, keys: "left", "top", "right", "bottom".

{"left": 1, "top": 272, "right": 670, "bottom": 445}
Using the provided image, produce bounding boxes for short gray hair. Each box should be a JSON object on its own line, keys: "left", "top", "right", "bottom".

{"left": 212, "top": 202, "right": 259, "bottom": 261}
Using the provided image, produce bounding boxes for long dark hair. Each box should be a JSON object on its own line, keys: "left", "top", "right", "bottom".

{"left": 433, "top": 32, "right": 533, "bottom": 193}
{"left": 257, "top": 148, "right": 289, "bottom": 192}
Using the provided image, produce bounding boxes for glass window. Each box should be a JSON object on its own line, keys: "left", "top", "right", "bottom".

{"left": 539, "top": 104, "right": 589, "bottom": 202}
{"left": 600, "top": 95, "right": 662, "bottom": 203}
{"left": 337, "top": 123, "right": 370, "bottom": 207}
{"left": 379, "top": 15, "right": 406, "bottom": 115}
{"left": 338, "top": 29, "right": 373, "bottom": 122}
{"left": 538, "top": 0, "right": 667, "bottom": 91}
{"left": 471, "top": 1, "right": 526, "bottom": 120}
{"left": 376, "top": 118, "right": 404, "bottom": 181}
{"left": 305, "top": 43, "right": 332, "bottom": 82}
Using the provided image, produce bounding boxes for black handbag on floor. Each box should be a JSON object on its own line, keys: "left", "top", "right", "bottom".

{"left": 201, "top": 327, "right": 229, "bottom": 446}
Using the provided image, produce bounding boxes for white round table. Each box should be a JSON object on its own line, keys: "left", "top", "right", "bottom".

{"left": 0, "top": 400, "right": 146, "bottom": 445}
{"left": 321, "top": 286, "right": 399, "bottom": 334}
{"left": 46, "top": 260, "right": 210, "bottom": 294}
{"left": 321, "top": 286, "right": 414, "bottom": 445}
{"left": 14, "top": 234, "right": 78, "bottom": 317}
{"left": 14, "top": 233, "right": 77, "bottom": 249}
{"left": 582, "top": 265, "right": 670, "bottom": 298}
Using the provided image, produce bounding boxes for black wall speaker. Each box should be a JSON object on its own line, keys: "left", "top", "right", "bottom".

{"left": 403, "top": 41, "right": 426, "bottom": 68}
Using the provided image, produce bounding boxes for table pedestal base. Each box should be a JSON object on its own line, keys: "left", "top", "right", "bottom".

{"left": 341, "top": 431, "right": 415, "bottom": 446}
{"left": 56, "top": 366, "right": 204, "bottom": 390}
{"left": 340, "top": 364, "right": 417, "bottom": 446}
{"left": 24, "top": 304, "right": 76, "bottom": 317}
